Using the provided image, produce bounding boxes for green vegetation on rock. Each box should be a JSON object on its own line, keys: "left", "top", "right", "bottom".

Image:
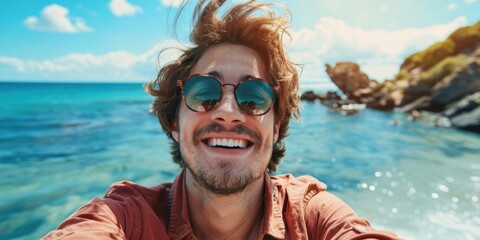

{"left": 400, "top": 20, "right": 480, "bottom": 72}
{"left": 450, "top": 21, "right": 480, "bottom": 52}
{"left": 402, "top": 39, "right": 456, "bottom": 71}
{"left": 418, "top": 54, "right": 469, "bottom": 86}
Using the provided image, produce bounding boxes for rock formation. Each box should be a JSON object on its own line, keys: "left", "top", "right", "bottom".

{"left": 325, "top": 62, "right": 375, "bottom": 99}
{"left": 306, "top": 20, "right": 480, "bottom": 133}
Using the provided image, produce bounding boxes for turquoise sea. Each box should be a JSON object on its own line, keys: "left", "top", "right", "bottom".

{"left": 1, "top": 82, "right": 479, "bottom": 239}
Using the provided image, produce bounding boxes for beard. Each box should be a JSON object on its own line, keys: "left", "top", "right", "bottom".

{"left": 182, "top": 123, "right": 269, "bottom": 196}
{"left": 185, "top": 160, "right": 258, "bottom": 195}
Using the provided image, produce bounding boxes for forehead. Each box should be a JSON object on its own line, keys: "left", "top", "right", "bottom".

{"left": 190, "top": 44, "right": 269, "bottom": 82}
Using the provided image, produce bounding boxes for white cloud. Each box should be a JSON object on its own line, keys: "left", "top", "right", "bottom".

{"left": 3, "top": 15, "right": 471, "bottom": 87}
{"left": 464, "top": 0, "right": 478, "bottom": 4}
{"left": 109, "top": 0, "right": 142, "bottom": 17}
{"left": 24, "top": 4, "right": 92, "bottom": 33}
{"left": 447, "top": 3, "right": 457, "bottom": 10}
{"left": 161, "top": 0, "right": 183, "bottom": 7}
{"left": 0, "top": 41, "right": 184, "bottom": 81}
{"left": 290, "top": 16, "right": 467, "bottom": 83}
{"left": 0, "top": 56, "right": 27, "bottom": 72}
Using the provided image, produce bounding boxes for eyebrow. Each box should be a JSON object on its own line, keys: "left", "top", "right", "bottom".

{"left": 208, "top": 71, "right": 222, "bottom": 79}
{"left": 207, "top": 70, "right": 259, "bottom": 82}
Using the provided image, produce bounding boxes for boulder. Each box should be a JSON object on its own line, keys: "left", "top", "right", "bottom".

{"left": 300, "top": 91, "right": 342, "bottom": 103}
{"left": 442, "top": 92, "right": 480, "bottom": 133}
{"left": 444, "top": 92, "right": 480, "bottom": 117}
{"left": 325, "top": 62, "right": 374, "bottom": 98}
{"left": 401, "top": 84, "right": 432, "bottom": 105}
{"left": 365, "top": 92, "right": 396, "bottom": 110}
{"left": 400, "top": 96, "right": 433, "bottom": 113}
{"left": 300, "top": 91, "right": 319, "bottom": 102}
{"left": 450, "top": 107, "right": 480, "bottom": 133}
{"left": 318, "top": 91, "right": 342, "bottom": 102}
{"left": 431, "top": 57, "right": 480, "bottom": 110}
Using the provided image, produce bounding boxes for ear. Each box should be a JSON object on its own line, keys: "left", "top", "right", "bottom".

{"left": 273, "top": 121, "right": 280, "bottom": 143}
{"left": 171, "top": 122, "right": 179, "bottom": 142}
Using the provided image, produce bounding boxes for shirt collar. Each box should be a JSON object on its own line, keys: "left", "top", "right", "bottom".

{"left": 167, "top": 169, "right": 193, "bottom": 239}
{"left": 260, "top": 172, "right": 286, "bottom": 239}
{"left": 167, "top": 169, "right": 287, "bottom": 239}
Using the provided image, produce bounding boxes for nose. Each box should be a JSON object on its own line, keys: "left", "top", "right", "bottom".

{"left": 210, "top": 87, "right": 247, "bottom": 125}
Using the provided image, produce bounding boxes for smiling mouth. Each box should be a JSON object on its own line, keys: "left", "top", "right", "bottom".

{"left": 203, "top": 138, "right": 252, "bottom": 149}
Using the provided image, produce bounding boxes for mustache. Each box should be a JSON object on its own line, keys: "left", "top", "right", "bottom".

{"left": 193, "top": 123, "right": 261, "bottom": 144}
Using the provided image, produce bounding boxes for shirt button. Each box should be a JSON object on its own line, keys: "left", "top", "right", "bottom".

{"left": 353, "top": 225, "right": 367, "bottom": 233}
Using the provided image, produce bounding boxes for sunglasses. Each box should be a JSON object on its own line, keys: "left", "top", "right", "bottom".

{"left": 177, "top": 74, "right": 279, "bottom": 116}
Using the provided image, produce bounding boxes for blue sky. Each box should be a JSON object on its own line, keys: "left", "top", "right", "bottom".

{"left": 0, "top": 0, "right": 479, "bottom": 90}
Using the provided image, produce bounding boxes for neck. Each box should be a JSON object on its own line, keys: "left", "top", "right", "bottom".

{"left": 185, "top": 170, "right": 266, "bottom": 240}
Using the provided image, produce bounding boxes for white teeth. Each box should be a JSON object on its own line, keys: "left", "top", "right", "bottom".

{"left": 207, "top": 138, "right": 248, "bottom": 148}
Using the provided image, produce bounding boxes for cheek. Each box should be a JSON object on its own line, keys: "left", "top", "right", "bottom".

{"left": 257, "top": 114, "right": 277, "bottom": 140}
{"left": 177, "top": 107, "right": 202, "bottom": 138}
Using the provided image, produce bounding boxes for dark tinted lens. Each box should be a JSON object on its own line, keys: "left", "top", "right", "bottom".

{"left": 236, "top": 80, "right": 275, "bottom": 115}
{"left": 183, "top": 76, "right": 222, "bottom": 112}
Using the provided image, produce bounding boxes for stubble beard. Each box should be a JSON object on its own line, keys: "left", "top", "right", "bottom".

{"left": 182, "top": 123, "right": 271, "bottom": 196}
{"left": 186, "top": 160, "right": 256, "bottom": 196}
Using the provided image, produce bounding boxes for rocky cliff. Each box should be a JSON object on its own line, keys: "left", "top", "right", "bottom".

{"left": 303, "top": 20, "right": 480, "bottom": 133}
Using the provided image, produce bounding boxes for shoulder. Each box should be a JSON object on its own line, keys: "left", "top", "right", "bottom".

{"left": 271, "top": 174, "right": 327, "bottom": 190}
{"left": 271, "top": 174, "right": 355, "bottom": 221}
{"left": 304, "top": 190, "right": 399, "bottom": 239}
{"left": 104, "top": 180, "right": 172, "bottom": 204}
{"left": 271, "top": 174, "right": 327, "bottom": 204}
{"left": 43, "top": 196, "right": 128, "bottom": 239}
{"left": 44, "top": 181, "right": 173, "bottom": 240}
{"left": 103, "top": 181, "right": 172, "bottom": 225}
{"left": 270, "top": 174, "right": 399, "bottom": 239}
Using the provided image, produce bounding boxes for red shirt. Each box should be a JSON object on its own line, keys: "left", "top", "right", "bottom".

{"left": 43, "top": 170, "right": 398, "bottom": 239}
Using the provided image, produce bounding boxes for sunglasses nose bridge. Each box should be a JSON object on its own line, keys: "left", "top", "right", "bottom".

{"left": 218, "top": 87, "right": 238, "bottom": 110}
{"left": 219, "top": 83, "right": 237, "bottom": 105}
{"left": 221, "top": 83, "right": 236, "bottom": 90}
{"left": 210, "top": 85, "right": 247, "bottom": 124}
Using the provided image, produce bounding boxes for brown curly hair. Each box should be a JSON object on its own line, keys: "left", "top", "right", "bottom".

{"left": 145, "top": 0, "right": 301, "bottom": 172}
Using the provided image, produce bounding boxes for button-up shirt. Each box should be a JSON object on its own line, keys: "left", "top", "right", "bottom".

{"left": 43, "top": 169, "right": 398, "bottom": 239}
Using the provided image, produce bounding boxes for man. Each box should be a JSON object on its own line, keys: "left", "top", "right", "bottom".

{"left": 44, "top": 1, "right": 398, "bottom": 239}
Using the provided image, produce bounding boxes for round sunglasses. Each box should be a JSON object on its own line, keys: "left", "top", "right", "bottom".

{"left": 177, "top": 74, "right": 279, "bottom": 116}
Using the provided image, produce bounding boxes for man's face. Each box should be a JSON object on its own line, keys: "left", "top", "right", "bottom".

{"left": 172, "top": 43, "right": 279, "bottom": 195}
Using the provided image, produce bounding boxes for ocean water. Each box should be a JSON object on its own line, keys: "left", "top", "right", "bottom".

{"left": 0, "top": 82, "right": 479, "bottom": 239}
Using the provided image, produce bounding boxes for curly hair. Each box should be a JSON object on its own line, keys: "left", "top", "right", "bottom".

{"left": 145, "top": 0, "right": 301, "bottom": 172}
